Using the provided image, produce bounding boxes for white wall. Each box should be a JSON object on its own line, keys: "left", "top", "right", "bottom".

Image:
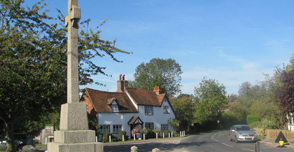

{"left": 97, "top": 97, "right": 176, "bottom": 137}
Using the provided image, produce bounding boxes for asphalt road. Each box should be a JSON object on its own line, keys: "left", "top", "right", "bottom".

{"left": 104, "top": 131, "right": 294, "bottom": 152}
{"left": 179, "top": 131, "right": 293, "bottom": 152}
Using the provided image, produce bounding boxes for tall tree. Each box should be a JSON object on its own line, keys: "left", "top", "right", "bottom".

{"left": 0, "top": 0, "right": 130, "bottom": 151}
{"left": 276, "top": 70, "right": 294, "bottom": 114}
{"left": 194, "top": 77, "right": 228, "bottom": 124}
{"left": 169, "top": 94, "right": 195, "bottom": 131}
{"left": 130, "top": 58, "right": 182, "bottom": 97}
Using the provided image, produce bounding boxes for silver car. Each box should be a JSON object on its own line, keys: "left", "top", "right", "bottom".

{"left": 229, "top": 125, "right": 258, "bottom": 143}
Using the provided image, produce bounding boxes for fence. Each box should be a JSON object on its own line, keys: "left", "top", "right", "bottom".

{"left": 254, "top": 128, "right": 294, "bottom": 141}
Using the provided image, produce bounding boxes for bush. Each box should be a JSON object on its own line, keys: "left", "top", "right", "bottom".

{"left": 163, "top": 130, "right": 171, "bottom": 137}
{"left": 152, "top": 128, "right": 160, "bottom": 135}
{"left": 119, "top": 131, "right": 126, "bottom": 141}
{"left": 247, "top": 114, "right": 260, "bottom": 126}
{"left": 261, "top": 118, "right": 278, "bottom": 136}
{"left": 102, "top": 133, "right": 112, "bottom": 142}
{"left": 146, "top": 129, "right": 155, "bottom": 139}
{"left": 249, "top": 121, "right": 262, "bottom": 128}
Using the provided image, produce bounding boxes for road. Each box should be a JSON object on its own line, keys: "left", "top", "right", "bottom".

{"left": 104, "top": 131, "right": 294, "bottom": 152}
{"left": 179, "top": 131, "right": 293, "bottom": 152}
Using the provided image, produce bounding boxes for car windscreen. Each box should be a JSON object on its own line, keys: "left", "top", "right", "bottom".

{"left": 236, "top": 126, "right": 251, "bottom": 131}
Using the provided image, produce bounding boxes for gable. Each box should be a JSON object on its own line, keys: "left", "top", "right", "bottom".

{"left": 126, "top": 88, "right": 162, "bottom": 106}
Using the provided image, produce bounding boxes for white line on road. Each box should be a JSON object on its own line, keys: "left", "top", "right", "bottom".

{"left": 241, "top": 148, "right": 254, "bottom": 151}
{"left": 221, "top": 142, "right": 233, "bottom": 147}
{"left": 214, "top": 139, "right": 219, "bottom": 142}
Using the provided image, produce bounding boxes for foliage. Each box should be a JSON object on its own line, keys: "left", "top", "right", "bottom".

{"left": 168, "top": 119, "right": 180, "bottom": 131}
{"left": 163, "top": 130, "right": 171, "bottom": 137}
{"left": 276, "top": 69, "right": 294, "bottom": 113}
{"left": 118, "top": 131, "right": 126, "bottom": 141}
{"left": 141, "top": 127, "right": 148, "bottom": 135}
{"left": 102, "top": 133, "right": 112, "bottom": 143}
{"left": 261, "top": 118, "right": 278, "bottom": 136}
{"left": 88, "top": 114, "right": 99, "bottom": 136}
{"left": 131, "top": 127, "right": 140, "bottom": 137}
{"left": 152, "top": 128, "right": 160, "bottom": 135}
{"left": 249, "top": 121, "right": 262, "bottom": 129}
{"left": 219, "top": 111, "right": 239, "bottom": 130}
{"left": 0, "top": 0, "right": 130, "bottom": 151}
{"left": 194, "top": 77, "right": 228, "bottom": 124}
{"left": 246, "top": 113, "right": 260, "bottom": 126}
{"left": 129, "top": 58, "right": 182, "bottom": 97}
{"left": 169, "top": 94, "right": 195, "bottom": 130}
{"left": 146, "top": 129, "right": 155, "bottom": 139}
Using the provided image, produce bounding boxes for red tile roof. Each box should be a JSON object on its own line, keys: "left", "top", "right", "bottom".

{"left": 85, "top": 88, "right": 138, "bottom": 113}
{"left": 126, "top": 88, "right": 166, "bottom": 106}
{"left": 84, "top": 87, "right": 167, "bottom": 113}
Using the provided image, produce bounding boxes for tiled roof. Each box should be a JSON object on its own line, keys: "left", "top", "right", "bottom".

{"left": 85, "top": 88, "right": 138, "bottom": 113}
{"left": 128, "top": 116, "right": 143, "bottom": 125}
{"left": 126, "top": 88, "right": 165, "bottom": 106}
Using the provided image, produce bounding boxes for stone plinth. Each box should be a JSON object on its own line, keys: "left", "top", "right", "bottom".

{"left": 47, "top": 103, "right": 104, "bottom": 152}
{"left": 48, "top": 142, "right": 103, "bottom": 152}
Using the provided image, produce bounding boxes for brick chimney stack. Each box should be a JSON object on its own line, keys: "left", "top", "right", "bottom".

{"left": 153, "top": 85, "right": 160, "bottom": 95}
{"left": 117, "top": 74, "right": 128, "bottom": 92}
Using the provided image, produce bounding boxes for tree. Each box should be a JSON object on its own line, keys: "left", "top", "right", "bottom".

{"left": 194, "top": 77, "right": 228, "bottom": 124}
{"left": 129, "top": 58, "right": 182, "bottom": 97}
{"left": 276, "top": 70, "right": 294, "bottom": 114}
{"left": 0, "top": 1, "right": 130, "bottom": 151}
{"left": 169, "top": 94, "right": 195, "bottom": 131}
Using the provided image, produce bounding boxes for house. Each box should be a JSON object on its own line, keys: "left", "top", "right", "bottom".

{"left": 81, "top": 74, "right": 176, "bottom": 138}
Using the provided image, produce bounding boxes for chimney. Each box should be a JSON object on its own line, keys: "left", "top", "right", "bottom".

{"left": 153, "top": 85, "right": 160, "bottom": 95}
{"left": 117, "top": 74, "right": 128, "bottom": 92}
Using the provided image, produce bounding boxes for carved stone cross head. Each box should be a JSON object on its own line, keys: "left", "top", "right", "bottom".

{"left": 65, "top": 0, "right": 81, "bottom": 28}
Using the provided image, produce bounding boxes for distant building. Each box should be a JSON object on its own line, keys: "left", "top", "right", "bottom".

{"left": 81, "top": 75, "right": 176, "bottom": 139}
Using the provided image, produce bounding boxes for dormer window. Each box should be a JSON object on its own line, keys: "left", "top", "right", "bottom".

{"left": 111, "top": 101, "right": 119, "bottom": 112}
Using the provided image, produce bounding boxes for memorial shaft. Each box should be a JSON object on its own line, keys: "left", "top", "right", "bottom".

{"left": 66, "top": 0, "right": 80, "bottom": 103}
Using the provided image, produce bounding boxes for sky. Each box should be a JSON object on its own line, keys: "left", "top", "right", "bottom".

{"left": 26, "top": 0, "right": 294, "bottom": 96}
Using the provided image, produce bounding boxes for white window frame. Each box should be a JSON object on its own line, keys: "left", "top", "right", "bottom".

{"left": 145, "top": 106, "right": 153, "bottom": 115}
{"left": 99, "top": 125, "right": 110, "bottom": 134}
{"left": 163, "top": 106, "right": 170, "bottom": 114}
{"left": 145, "top": 122, "right": 154, "bottom": 130}
{"left": 113, "top": 124, "right": 122, "bottom": 133}
{"left": 111, "top": 104, "right": 119, "bottom": 112}
{"left": 161, "top": 124, "right": 169, "bottom": 131}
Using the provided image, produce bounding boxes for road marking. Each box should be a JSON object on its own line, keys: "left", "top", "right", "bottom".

{"left": 221, "top": 142, "right": 233, "bottom": 147}
{"left": 214, "top": 139, "right": 219, "bottom": 142}
{"left": 241, "top": 148, "right": 254, "bottom": 151}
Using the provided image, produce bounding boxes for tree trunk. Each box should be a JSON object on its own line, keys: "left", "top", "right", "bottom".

{"left": 4, "top": 119, "right": 15, "bottom": 152}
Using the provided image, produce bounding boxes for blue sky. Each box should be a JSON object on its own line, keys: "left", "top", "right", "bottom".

{"left": 27, "top": 0, "right": 294, "bottom": 96}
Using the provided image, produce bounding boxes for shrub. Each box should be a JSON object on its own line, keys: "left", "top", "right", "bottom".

{"left": 261, "top": 118, "right": 277, "bottom": 136}
{"left": 146, "top": 129, "right": 155, "bottom": 139}
{"left": 152, "top": 128, "right": 160, "bottom": 135}
{"left": 249, "top": 121, "right": 262, "bottom": 128}
{"left": 247, "top": 114, "right": 260, "bottom": 126}
{"left": 141, "top": 127, "right": 149, "bottom": 135}
{"left": 119, "top": 131, "right": 126, "bottom": 141}
{"left": 131, "top": 127, "right": 140, "bottom": 137}
{"left": 163, "top": 130, "right": 171, "bottom": 137}
{"left": 102, "top": 133, "right": 112, "bottom": 142}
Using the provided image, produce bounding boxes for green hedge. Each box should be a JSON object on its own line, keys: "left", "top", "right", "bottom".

{"left": 247, "top": 114, "right": 260, "bottom": 126}
{"left": 102, "top": 133, "right": 112, "bottom": 142}
{"left": 146, "top": 129, "right": 155, "bottom": 139}
{"left": 163, "top": 130, "right": 171, "bottom": 137}
{"left": 119, "top": 131, "right": 126, "bottom": 141}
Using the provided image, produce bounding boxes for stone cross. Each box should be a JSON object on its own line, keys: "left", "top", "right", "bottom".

{"left": 65, "top": 0, "right": 81, "bottom": 103}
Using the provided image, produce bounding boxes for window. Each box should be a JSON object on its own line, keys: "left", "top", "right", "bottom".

{"left": 145, "top": 123, "right": 154, "bottom": 130}
{"left": 111, "top": 104, "right": 119, "bottom": 112}
{"left": 113, "top": 125, "right": 122, "bottom": 133}
{"left": 163, "top": 106, "right": 170, "bottom": 114}
{"left": 99, "top": 125, "right": 110, "bottom": 133}
{"left": 145, "top": 106, "right": 153, "bottom": 115}
{"left": 161, "top": 124, "right": 169, "bottom": 131}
